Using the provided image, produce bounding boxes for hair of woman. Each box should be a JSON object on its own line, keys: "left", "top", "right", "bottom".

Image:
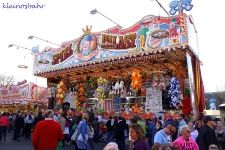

{"left": 151, "top": 144, "right": 162, "bottom": 150}
{"left": 129, "top": 123, "right": 145, "bottom": 140}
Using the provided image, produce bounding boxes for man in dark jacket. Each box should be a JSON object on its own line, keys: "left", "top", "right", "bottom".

{"left": 106, "top": 116, "right": 115, "bottom": 144}
{"left": 92, "top": 117, "right": 100, "bottom": 143}
{"left": 34, "top": 112, "right": 45, "bottom": 126}
{"left": 87, "top": 109, "right": 95, "bottom": 123}
{"left": 197, "top": 116, "right": 218, "bottom": 150}
{"left": 13, "top": 113, "right": 25, "bottom": 141}
{"left": 115, "top": 116, "right": 126, "bottom": 150}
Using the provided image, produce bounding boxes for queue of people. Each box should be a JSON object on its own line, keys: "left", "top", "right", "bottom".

{"left": 0, "top": 110, "right": 225, "bottom": 150}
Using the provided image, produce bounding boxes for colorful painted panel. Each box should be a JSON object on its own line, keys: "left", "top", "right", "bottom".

{"left": 33, "top": 14, "right": 188, "bottom": 74}
{"left": 0, "top": 83, "right": 46, "bottom": 101}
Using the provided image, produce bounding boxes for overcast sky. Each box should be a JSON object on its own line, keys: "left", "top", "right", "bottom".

{"left": 0, "top": 0, "right": 224, "bottom": 92}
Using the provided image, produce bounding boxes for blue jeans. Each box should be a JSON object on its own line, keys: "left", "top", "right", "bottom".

{"left": 106, "top": 131, "right": 114, "bottom": 144}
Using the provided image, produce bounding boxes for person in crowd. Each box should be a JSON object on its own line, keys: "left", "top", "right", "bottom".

{"left": 58, "top": 112, "right": 66, "bottom": 147}
{"left": 88, "top": 109, "right": 95, "bottom": 123}
{"left": 147, "top": 118, "right": 156, "bottom": 149}
{"left": 76, "top": 113, "right": 89, "bottom": 150}
{"left": 103, "top": 142, "right": 119, "bottom": 150}
{"left": 115, "top": 116, "right": 126, "bottom": 150}
{"left": 137, "top": 117, "right": 147, "bottom": 137}
{"left": 21, "top": 113, "right": 27, "bottom": 138}
{"left": 156, "top": 121, "right": 163, "bottom": 132}
{"left": 123, "top": 118, "right": 129, "bottom": 144}
{"left": 158, "top": 116, "right": 164, "bottom": 126}
{"left": 177, "top": 113, "right": 187, "bottom": 135}
{"left": 0, "top": 112, "right": 10, "bottom": 141}
{"left": 151, "top": 144, "right": 163, "bottom": 150}
{"left": 99, "top": 121, "right": 107, "bottom": 142}
{"left": 8, "top": 113, "right": 13, "bottom": 133}
{"left": 187, "top": 120, "right": 198, "bottom": 141}
{"left": 54, "top": 113, "right": 59, "bottom": 122}
{"left": 88, "top": 122, "right": 95, "bottom": 150}
{"left": 72, "top": 114, "right": 82, "bottom": 150}
{"left": 12, "top": 113, "right": 24, "bottom": 141}
{"left": 173, "top": 125, "right": 198, "bottom": 150}
{"left": 209, "top": 144, "right": 218, "bottom": 150}
{"left": 106, "top": 116, "right": 115, "bottom": 144}
{"left": 197, "top": 116, "right": 218, "bottom": 150}
{"left": 63, "top": 117, "right": 71, "bottom": 146}
{"left": 92, "top": 117, "right": 100, "bottom": 143}
{"left": 130, "top": 117, "right": 138, "bottom": 124}
{"left": 33, "top": 112, "right": 45, "bottom": 127}
{"left": 32, "top": 110, "right": 64, "bottom": 150}
{"left": 195, "top": 117, "right": 203, "bottom": 132}
{"left": 215, "top": 120, "right": 225, "bottom": 150}
{"left": 154, "top": 121, "right": 177, "bottom": 149}
{"left": 114, "top": 116, "right": 118, "bottom": 126}
{"left": 212, "top": 119, "right": 218, "bottom": 129}
{"left": 24, "top": 112, "right": 34, "bottom": 139}
{"left": 165, "top": 116, "right": 173, "bottom": 124}
{"left": 129, "top": 123, "right": 150, "bottom": 150}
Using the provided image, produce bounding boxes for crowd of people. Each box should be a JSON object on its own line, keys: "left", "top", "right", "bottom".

{"left": 0, "top": 110, "right": 224, "bottom": 150}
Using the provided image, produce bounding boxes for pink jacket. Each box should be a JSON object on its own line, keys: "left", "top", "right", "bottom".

{"left": 0, "top": 116, "right": 10, "bottom": 126}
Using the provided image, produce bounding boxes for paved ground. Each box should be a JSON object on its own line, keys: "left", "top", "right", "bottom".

{"left": 0, "top": 132, "right": 107, "bottom": 150}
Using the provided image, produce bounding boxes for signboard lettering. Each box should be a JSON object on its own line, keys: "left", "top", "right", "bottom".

{"left": 101, "top": 33, "right": 136, "bottom": 49}
{"left": 52, "top": 44, "right": 73, "bottom": 65}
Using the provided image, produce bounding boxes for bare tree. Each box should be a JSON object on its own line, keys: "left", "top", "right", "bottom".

{"left": 0, "top": 74, "right": 15, "bottom": 88}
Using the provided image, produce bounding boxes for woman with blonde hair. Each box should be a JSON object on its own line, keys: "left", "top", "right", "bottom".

{"left": 129, "top": 123, "right": 150, "bottom": 150}
{"left": 173, "top": 125, "right": 198, "bottom": 150}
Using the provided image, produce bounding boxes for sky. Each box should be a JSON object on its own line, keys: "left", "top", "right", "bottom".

{"left": 0, "top": 0, "right": 224, "bottom": 92}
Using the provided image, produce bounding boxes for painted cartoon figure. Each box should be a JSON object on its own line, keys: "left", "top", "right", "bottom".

{"left": 138, "top": 35, "right": 145, "bottom": 49}
{"left": 80, "top": 35, "right": 97, "bottom": 55}
{"left": 167, "top": 18, "right": 180, "bottom": 37}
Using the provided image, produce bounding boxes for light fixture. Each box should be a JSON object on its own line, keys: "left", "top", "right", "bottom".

{"left": 28, "top": 35, "right": 61, "bottom": 47}
{"left": 38, "top": 60, "right": 50, "bottom": 64}
{"left": 90, "top": 9, "right": 123, "bottom": 29}
{"left": 18, "top": 65, "right": 28, "bottom": 69}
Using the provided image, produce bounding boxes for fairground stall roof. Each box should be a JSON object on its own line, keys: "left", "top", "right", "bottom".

{"left": 33, "top": 13, "right": 198, "bottom": 80}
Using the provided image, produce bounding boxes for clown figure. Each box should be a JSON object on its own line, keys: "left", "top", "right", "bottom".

{"left": 167, "top": 18, "right": 181, "bottom": 38}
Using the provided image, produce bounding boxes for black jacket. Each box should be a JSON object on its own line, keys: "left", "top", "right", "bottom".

{"left": 106, "top": 119, "right": 114, "bottom": 132}
{"left": 197, "top": 125, "right": 218, "bottom": 150}
{"left": 115, "top": 121, "right": 125, "bottom": 141}
{"left": 34, "top": 115, "right": 45, "bottom": 125}
{"left": 14, "top": 117, "right": 25, "bottom": 129}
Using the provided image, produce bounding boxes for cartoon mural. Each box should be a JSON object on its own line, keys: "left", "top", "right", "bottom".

{"left": 33, "top": 14, "right": 188, "bottom": 74}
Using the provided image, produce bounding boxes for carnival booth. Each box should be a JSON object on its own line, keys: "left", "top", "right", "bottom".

{"left": 33, "top": 13, "right": 205, "bottom": 120}
{"left": 0, "top": 82, "right": 48, "bottom": 113}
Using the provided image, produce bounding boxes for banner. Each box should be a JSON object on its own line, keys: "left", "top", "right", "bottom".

{"left": 186, "top": 53, "right": 198, "bottom": 118}
{"left": 145, "top": 88, "right": 162, "bottom": 112}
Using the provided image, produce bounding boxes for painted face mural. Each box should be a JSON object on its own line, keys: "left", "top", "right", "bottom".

{"left": 79, "top": 34, "right": 96, "bottom": 55}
